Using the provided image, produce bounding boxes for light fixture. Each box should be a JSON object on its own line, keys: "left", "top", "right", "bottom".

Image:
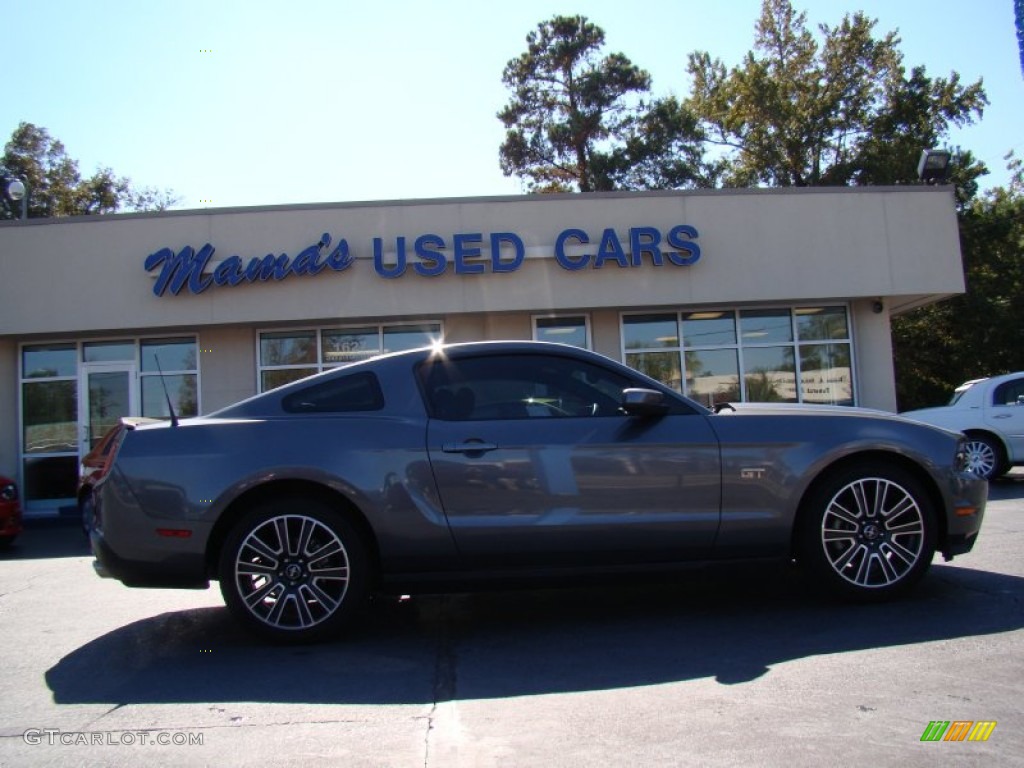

{"left": 0, "top": 169, "right": 28, "bottom": 220}
{"left": 917, "top": 149, "right": 952, "bottom": 184}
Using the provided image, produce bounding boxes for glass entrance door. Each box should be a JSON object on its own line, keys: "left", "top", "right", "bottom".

{"left": 79, "top": 363, "right": 137, "bottom": 454}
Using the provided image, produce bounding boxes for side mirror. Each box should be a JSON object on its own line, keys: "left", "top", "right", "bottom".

{"left": 621, "top": 388, "right": 669, "bottom": 418}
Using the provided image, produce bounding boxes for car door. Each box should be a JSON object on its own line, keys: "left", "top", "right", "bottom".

{"left": 419, "top": 350, "right": 721, "bottom": 568}
{"left": 986, "top": 377, "right": 1024, "bottom": 460}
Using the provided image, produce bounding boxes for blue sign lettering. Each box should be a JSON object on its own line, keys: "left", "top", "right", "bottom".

{"left": 146, "top": 233, "right": 351, "bottom": 296}
{"left": 146, "top": 226, "right": 699, "bottom": 295}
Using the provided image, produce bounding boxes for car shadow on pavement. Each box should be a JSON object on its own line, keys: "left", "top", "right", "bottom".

{"left": 46, "top": 561, "right": 1024, "bottom": 706}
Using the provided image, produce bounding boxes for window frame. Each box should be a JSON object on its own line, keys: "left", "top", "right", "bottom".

{"left": 256, "top": 321, "right": 443, "bottom": 393}
{"left": 619, "top": 305, "right": 857, "bottom": 407}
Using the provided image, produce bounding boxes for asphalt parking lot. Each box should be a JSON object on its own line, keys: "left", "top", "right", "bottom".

{"left": 1, "top": 473, "right": 1022, "bottom": 767}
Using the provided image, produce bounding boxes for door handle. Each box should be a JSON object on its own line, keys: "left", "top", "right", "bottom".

{"left": 992, "top": 414, "right": 1012, "bottom": 419}
{"left": 442, "top": 440, "right": 498, "bottom": 454}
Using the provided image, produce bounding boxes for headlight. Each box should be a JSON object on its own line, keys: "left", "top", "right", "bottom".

{"left": 955, "top": 438, "right": 970, "bottom": 473}
{"left": 0, "top": 483, "right": 17, "bottom": 502}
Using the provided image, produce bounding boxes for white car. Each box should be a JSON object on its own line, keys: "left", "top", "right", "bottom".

{"left": 902, "top": 372, "right": 1024, "bottom": 480}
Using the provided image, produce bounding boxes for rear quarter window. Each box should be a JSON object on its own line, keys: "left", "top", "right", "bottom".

{"left": 282, "top": 372, "right": 384, "bottom": 413}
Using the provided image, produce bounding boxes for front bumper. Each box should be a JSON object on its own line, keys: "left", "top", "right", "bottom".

{"left": 939, "top": 470, "right": 987, "bottom": 560}
{"left": 0, "top": 503, "right": 22, "bottom": 538}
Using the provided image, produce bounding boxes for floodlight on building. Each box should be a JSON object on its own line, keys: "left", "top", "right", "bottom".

{"left": 917, "top": 149, "right": 952, "bottom": 184}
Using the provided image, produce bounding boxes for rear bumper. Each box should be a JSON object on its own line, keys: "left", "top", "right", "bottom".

{"left": 90, "top": 529, "right": 209, "bottom": 589}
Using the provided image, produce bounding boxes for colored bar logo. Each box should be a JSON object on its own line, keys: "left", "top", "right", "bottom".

{"left": 920, "top": 721, "right": 996, "bottom": 742}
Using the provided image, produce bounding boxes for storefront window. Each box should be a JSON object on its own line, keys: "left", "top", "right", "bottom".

{"left": 625, "top": 350, "right": 681, "bottom": 391}
{"left": 743, "top": 346, "right": 797, "bottom": 403}
{"left": 740, "top": 309, "right": 793, "bottom": 343}
{"left": 258, "top": 322, "right": 442, "bottom": 392}
{"left": 19, "top": 337, "right": 199, "bottom": 510}
{"left": 799, "top": 343, "right": 853, "bottom": 405}
{"left": 621, "top": 306, "right": 854, "bottom": 407}
{"left": 323, "top": 328, "right": 379, "bottom": 364}
{"left": 140, "top": 338, "right": 198, "bottom": 418}
{"left": 22, "top": 380, "right": 77, "bottom": 454}
{"left": 533, "top": 316, "right": 590, "bottom": 349}
{"left": 383, "top": 323, "right": 441, "bottom": 353}
{"left": 685, "top": 349, "right": 740, "bottom": 405}
{"left": 83, "top": 341, "right": 135, "bottom": 363}
{"left": 682, "top": 311, "right": 736, "bottom": 346}
{"left": 22, "top": 344, "right": 76, "bottom": 378}
{"left": 260, "top": 331, "right": 317, "bottom": 368}
{"left": 623, "top": 314, "right": 679, "bottom": 349}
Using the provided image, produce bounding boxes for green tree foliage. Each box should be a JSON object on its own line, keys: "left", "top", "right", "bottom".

{"left": 497, "top": 15, "right": 654, "bottom": 192}
{"left": 893, "top": 157, "right": 1024, "bottom": 409}
{"left": 684, "top": 0, "right": 988, "bottom": 191}
{"left": 1, "top": 122, "right": 177, "bottom": 219}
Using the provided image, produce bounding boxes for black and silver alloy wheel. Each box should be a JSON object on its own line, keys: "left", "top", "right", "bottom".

{"left": 219, "top": 498, "right": 368, "bottom": 642}
{"left": 800, "top": 463, "right": 936, "bottom": 599}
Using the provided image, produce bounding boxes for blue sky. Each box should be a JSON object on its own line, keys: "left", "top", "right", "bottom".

{"left": 5, "top": 0, "right": 1021, "bottom": 209}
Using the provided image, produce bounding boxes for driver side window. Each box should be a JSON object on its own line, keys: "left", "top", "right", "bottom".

{"left": 420, "top": 353, "right": 637, "bottom": 421}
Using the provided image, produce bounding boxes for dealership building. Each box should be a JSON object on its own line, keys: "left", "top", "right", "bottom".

{"left": 0, "top": 186, "right": 965, "bottom": 517}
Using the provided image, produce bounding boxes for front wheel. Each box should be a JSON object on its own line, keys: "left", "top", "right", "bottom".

{"left": 218, "top": 497, "right": 370, "bottom": 642}
{"left": 798, "top": 464, "right": 936, "bottom": 600}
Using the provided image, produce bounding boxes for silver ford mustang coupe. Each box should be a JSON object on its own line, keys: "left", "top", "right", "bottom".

{"left": 90, "top": 341, "right": 986, "bottom": 642}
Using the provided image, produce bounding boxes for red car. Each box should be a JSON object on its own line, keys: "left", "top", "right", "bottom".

{"left": 0, "top": 475, "right": 22, "bottom": 547}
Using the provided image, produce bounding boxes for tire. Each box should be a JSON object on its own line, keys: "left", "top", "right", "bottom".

{"left": 218, "top": 497, "right": 370, "bottom": 643}
{"left": 0, "top": 535, "right": 15, "bottom": 548}
{"left": 961, "top": 433, "right": 1007, "bottom": 480}
{"left": 798, "top": 463, "right": 936, "bottom": 600}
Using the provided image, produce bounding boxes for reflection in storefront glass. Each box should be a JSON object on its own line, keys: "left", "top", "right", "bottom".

{"left": 626, "top": 351, "right": 682, "bottom": 391}
{"left": 83, "top": 341, "right": 135, "bottom": 363}
{"left": 259, "top": 332, "right": 316, "bottom": 368}
{"left": 743, "top": 346, "right": 797, "bottom": 402}
{"left": 383, "top": 323, "right": 441, "bottom": 352}
{"left": 141, "top": 337, "right": 198, "bottom": 372}
{"left": 22, "top": 344, "right": 77, "bottom": 378}
{"left": 141, "top": 374, "right": 198, "bottom": 418}
{"left": 685, "top": 349, "right": 740, "bottom": 407}
{"left": 323, "top": 328, "right": 378, "bottom": 363}
{"left": 682, "top": 312, "right": 736, "bottom": 346}
{"left": 623, "top": 314, "right": 679, "bottom": 349}
{"left": 22, "top": 380, "right": 77, "bottom": 453}
{"left": 740, "top": 309, "right": 793, "bottom": 343}
{"left": 796, "top": 306, "right": 849, "bottom": 340}
{"left": 535, "top": 316, "right": 588, "bottom": 348}
{"left": 261, "top": 368, "right": 317, "bottom": 392}
{"left": 88, "top": 371, "right": 130, "bottom": 447}
{"left": 800, "top": 344, "right": 853, "bottom": 405}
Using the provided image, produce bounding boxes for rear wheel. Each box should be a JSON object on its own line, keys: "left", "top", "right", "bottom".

{"left": 961, "top": 433, "right": 1007, "bottom": 480}
{"left": 218, "top": 497, "right": 369, "bottom": 642}
{"left": 798, "top": 463, "right": 936, "bottom": 599}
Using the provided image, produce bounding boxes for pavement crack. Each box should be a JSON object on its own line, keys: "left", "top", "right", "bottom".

{"left": 424, "top": 596, "right": 458, "bottom": 768}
